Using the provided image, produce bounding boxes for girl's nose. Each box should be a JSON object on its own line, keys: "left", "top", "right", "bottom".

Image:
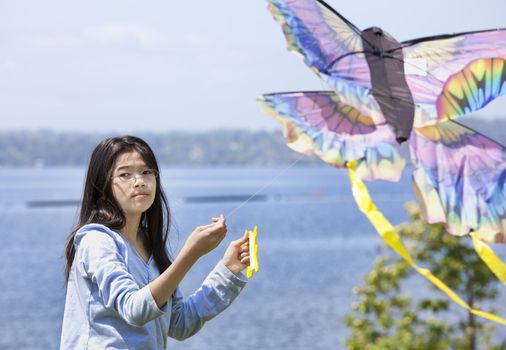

{"left": 133, "top": 176, "right": 146, "bottom": 187}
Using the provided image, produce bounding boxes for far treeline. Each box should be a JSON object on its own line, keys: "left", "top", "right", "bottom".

{"left": 0, "top": 129, "right": 315, "bottom": 167}
{"left": 0, "top": 117, "right": 505, "bottom": 167}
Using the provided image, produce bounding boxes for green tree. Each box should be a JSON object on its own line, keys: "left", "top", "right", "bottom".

{"left": 344, "top": 202, "right": 505, "bottom": 350}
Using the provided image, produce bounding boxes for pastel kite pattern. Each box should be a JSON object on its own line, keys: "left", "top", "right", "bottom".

{"left": 258, "top": 0, "right": 506, "bottom": 243}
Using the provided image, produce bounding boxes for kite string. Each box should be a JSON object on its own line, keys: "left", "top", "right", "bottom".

{"left": 225, "top": 154, "right": 305, "bottom": 219}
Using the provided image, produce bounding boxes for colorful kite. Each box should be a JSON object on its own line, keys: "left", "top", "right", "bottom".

{"left": 257, "top": 0, "right": 506, "bottom": 323}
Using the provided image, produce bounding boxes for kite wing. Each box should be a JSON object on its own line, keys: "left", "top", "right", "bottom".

{"left": 402, "top": 29, "right": 506, "bottom": 127}
{"left": 258, "top": 91, "right": 406, "bottom": 181}
{"left": 267, "top": 0, "right": 364, "bottom": 80}
{"left": 266, "top": 0, "right": 385, "bottom": 124}
{"left": 410, "top": 121, "right": 506, "bottom": 243}
{"left": 268, "top": 0, "right": 506, "bottom": 133}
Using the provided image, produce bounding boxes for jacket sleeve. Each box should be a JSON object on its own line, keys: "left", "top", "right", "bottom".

{"left": 168, "top": 261, "right": 247, "bottom": 340}
{"left": 76, "top": 229, "right": 166, "bottom": 327}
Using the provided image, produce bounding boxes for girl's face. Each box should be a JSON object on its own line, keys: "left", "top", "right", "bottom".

{"left": 111, "top": 151, "right": 157, "bottom": 220}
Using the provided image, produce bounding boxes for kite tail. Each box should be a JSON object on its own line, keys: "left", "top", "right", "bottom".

{"left": 346, "top": 163, "right": 506, "bottom": 326}
{"left": 470, "top": 232, "right": 506, "bottom": 285}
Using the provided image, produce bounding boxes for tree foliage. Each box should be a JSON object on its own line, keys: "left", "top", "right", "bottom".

{"left": 1, "top": 116, "right": 504, "bottom": 166}
{"left": 344, "top": 202, "right": 506, "bottom": 350}
{"left": 0, "top": 129, "right": 320, "bottom": 167}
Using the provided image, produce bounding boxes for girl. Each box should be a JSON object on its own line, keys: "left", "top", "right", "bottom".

{"left": 61, "top": 136, "right": 250, "bottom": 349}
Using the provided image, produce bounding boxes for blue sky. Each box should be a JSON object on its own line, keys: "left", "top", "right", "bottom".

{"left": 1, "top": 0, "right": 505, "bottom": 132}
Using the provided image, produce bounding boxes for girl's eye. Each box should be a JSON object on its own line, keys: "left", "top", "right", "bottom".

{"left": 143, "top": 169, "right": 154, "bottom": 175}
{"left": 119, "top": 173, "right": 132, "bottom": 179}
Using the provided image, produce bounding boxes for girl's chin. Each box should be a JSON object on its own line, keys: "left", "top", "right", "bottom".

{"left": 126, "top": 203, "right": 154, "bottom": 215}
{"left": 125, "top": 209, "right": 149, "bottom": 218}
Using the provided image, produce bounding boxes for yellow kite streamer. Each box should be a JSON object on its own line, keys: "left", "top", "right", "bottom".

{"left": 471, "top": 232, "right": 506, "bottom": 285}
{"left": 247, "top": 226, "right": 259, "bottom": 279}
{"left": 347, "top": 164, "right": 506, "bottom": 326}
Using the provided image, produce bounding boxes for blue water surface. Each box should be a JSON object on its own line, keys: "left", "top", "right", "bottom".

{"left": 0, "top": 166, "right": 504, "bottom": 349}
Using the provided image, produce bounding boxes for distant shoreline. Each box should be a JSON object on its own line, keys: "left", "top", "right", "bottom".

{"left": 0, "top": 129, "right": 317, "bottom": 167}
{"left": 0, "top": 118, "right": 504, "bottom": 167}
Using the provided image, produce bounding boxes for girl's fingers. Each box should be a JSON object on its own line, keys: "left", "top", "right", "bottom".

{"left": 197, "top": 222, "right": 217, "bottom": 230}
{"left": 236, "top": 230, "right": 250, "bottom": 246}
{"left": 211, "top": 214, "right": 226, "bottom": 223}
{"left": 200, "top": 217, "right": 227, "bottom": 233}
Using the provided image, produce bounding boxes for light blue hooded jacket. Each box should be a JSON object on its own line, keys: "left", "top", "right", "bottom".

{"left": 60, "top": 224, "right": 247, "bottom": 349}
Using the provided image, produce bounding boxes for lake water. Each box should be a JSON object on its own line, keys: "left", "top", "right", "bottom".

{"left": 0, "top": 166, "right": 504, "bottom": 349}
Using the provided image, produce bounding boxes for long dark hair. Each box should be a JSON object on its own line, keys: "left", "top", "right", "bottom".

{"left": 64, "top": 135, "right": 171, "bottom": 283}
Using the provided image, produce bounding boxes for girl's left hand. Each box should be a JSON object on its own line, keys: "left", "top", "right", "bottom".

{"left": 222, "top": 231, "right": 250, "bottom": 275}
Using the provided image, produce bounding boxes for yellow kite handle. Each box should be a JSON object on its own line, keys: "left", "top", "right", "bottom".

{"left": 247, "top": 226, "right": 259, "bottom": 279}
{"left": 347, "top": 164, "right": 506, "bottom": 326}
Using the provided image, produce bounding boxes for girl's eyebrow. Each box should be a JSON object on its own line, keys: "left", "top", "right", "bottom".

{"left": 115, "top": 165, "right": 133, "bottom": 171}
{"left": 115, "top": 164, "right": 148, "bottom": 171}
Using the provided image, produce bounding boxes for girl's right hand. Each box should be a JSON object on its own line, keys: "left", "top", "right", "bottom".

{"left": 181, "top": 214, "right": 227, "bottom": 258}
{"left": 149, "top": 214, "right": 227, "bottom": 308}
